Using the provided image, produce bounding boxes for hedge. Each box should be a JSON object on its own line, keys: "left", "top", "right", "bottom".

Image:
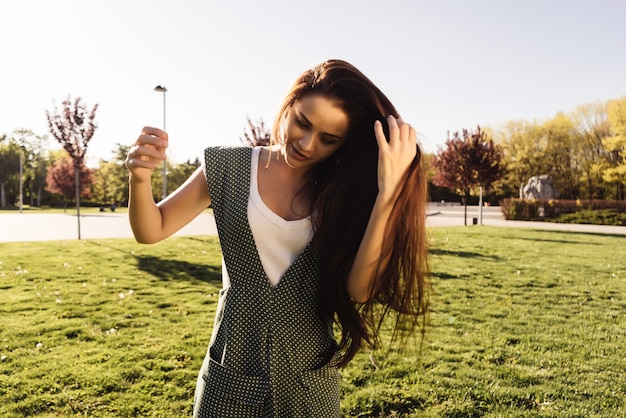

{"left": 500, "top": 198, "right": 626, "bottom": 221}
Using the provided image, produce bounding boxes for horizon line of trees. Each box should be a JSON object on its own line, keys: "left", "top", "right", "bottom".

{"left": 1, "top": 95, "right": 625, "bottom": 210}
{"left": 427, "top": 95, "right": 626, "bottom": 204}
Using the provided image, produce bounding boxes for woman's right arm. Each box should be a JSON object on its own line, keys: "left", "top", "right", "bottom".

{"left": 125, "top": 126, "right": 211, "bottom": 244}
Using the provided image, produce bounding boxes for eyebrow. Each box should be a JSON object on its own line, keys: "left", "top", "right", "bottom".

{"left": 298, "top": 110, "right": 344, "bottom": 141}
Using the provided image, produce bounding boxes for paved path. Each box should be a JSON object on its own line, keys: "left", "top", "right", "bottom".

{"left": 425, "top": 204, "right": 626, "bottom": 235}
{"left": 0, "top": 212, "right": 218, "bottom": 242}
{"left": 0, "top": 205, "right": 624, "bottom": 243}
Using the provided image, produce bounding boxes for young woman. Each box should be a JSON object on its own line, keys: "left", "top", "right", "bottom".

{"left": 126, "top": 59, "right": 429, "bottom": 417}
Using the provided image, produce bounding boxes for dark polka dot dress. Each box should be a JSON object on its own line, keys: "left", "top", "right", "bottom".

{"left": 193, "top": 146, "right": 340, "bottom": 418}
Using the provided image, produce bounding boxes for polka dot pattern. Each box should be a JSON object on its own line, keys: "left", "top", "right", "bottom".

{"left": 193, "top": 146, "right": 340, "bottom": 417}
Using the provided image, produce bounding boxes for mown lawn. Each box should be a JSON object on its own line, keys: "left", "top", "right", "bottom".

{"left": 0, "top": 227, "right": 624, "bottom": 417}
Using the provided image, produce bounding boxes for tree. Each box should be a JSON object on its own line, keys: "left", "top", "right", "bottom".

{"left": 240, "top": 117, "right": 271, "bottom": 147}
{"left": 497, "top": 120, "right": 549, "bottom": 198}
{"left": 46, "top": 96, "right": 98, "bottom": 238}
{"left": 0, "top": 136, "right": 21, "bottom": 208}
{"left": 12, "top": 129, "right": 50, "bottom": 208}
{"left": 571, "top": 102, "right": 611, "bottom": 200}
{"left": 46, "top": 152, "right": 93, "bottom": 211}
{"left": 541, "top": 113, "right": 580, "bottom": 199}
{"left": 167, "top": 158, "right": 201, "bottom": 191}
{"left": 92, "top": 144, "right": 131, "bottom": 207}
{"left": 431, "top": 126, "right": 505, "bottom": 225}
{"left": 602, "top": 96, "right": 626, "bottom": 200}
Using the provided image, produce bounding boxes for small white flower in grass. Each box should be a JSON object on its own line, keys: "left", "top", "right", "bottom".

{"left": 106, "top": 328, "right": 117, "bottom": 335}
{"left": 36, "top": 343, "right": 43, "bottom": 349}
{"left": 56, "top": 299, "right": 62, "bottom": 304}
{"left": 78, "top": 266, "right": 83, "bottom": 270}
{"left": 63, "top": 263, "right": 70, "bottom": 268}
{"left": 119, "top": 293, "right": 125, "bottom": 299}
{"left": 516, "top": 270, "right": 521, "bottom": 276}
{"left": 111, "top": 279, "right": 116, "bottom": 283}
{"left": 1, "top": 355, "right": 6, "bottom": 361}
{"left": 82, "top": 283, "right": 87, "bottom": 287}
{"left": 54, "top": 291, "right": 60, "bottom": 296}
{"left": 128, "top": 290, "right": 134, "bottom": 295}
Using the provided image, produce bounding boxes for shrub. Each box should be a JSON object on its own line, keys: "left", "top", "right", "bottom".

{"left": 500, "top": 198, "right": 626, "bottom": 223}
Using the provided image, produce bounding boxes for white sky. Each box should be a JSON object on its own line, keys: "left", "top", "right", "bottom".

{"left": 2, "top": 0, "right": 625, "bottom": 166}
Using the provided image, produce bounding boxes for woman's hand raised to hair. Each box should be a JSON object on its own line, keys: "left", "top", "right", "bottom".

{"left": 125, "top": 126, "right": 169, "bottom": 184}
{"left": 373, "top": 115, "right": 417, "bottom": 204}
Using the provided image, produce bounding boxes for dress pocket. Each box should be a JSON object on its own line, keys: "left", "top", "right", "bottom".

{"left": 300, "top": 364, "right": 341, "bottom": 418}
{"left": 194, "top": 358, "right": 270, "bottom": 417}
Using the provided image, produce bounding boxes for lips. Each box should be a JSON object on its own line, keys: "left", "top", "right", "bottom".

{"left": 289, "top": 143, "right": 308, "bottom": 161}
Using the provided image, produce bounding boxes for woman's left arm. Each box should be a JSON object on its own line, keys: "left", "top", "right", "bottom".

{"left": 346, "top": 115, "right": 417, "bottom": 303}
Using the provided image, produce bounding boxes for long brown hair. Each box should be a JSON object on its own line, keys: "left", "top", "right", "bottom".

{"left": 272, "top": 59, "right": 430, "bottom": 366}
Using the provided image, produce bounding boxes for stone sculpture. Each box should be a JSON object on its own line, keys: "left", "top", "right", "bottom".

{"left": 522, "top": 175, "right": 558, "bottom": 200}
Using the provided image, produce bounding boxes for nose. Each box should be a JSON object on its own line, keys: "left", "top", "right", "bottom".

{"left": 299, "top": 134, "right": 314, "bottom": 151}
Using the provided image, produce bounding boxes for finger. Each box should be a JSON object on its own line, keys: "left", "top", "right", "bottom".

{"left": 136, "top": 134, "right": 169, "bottom": 152}
{"left": 136, "top": 144, "right": 167, "bottom": 160}
{"left": 141, "top": 126, "right": 168, "bottom": 140}
{"left": 409, "top": 125, "right": 417, "bottom": 143}
{"left": 398, "top": 120, "right": 410, "bottom": 143}
{"left": 387, "top": 115, "right": 399, "bottom": 144}
{"left": 374, "top": 120, "right": 388, "bottom": 151}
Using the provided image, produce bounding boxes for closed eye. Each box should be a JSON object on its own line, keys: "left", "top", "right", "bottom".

{"left": 321, "top": 135, "right": 339, "bottom": 145}
{"left": 295, "top": 117, "right": 309, "bottom": 129}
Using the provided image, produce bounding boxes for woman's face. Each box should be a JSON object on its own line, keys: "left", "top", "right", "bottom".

{"left": 281, "top": 94, "right": 349, "bottom": 169}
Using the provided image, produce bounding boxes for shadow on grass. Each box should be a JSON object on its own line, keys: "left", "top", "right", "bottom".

{"left": 87, "top": 240, "right": 221, "bottom": 284}
{"left": 429, "top": 248, "right": 501, "bottom": 260}
{"left": 431, "top": 271, "right": 460, "bottom": 280}
{"left": 499, "top": 229, "right": 626, "bottom": 245}
{"left": 135, "top": 255, "right": 221, "bottom": 284}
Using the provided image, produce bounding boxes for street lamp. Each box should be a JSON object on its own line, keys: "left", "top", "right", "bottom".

{"left": 154, "top": 85, "right": 167, "bottom": 200}
{"left": 19, "top": 149, "right": 24, "bottom": 213}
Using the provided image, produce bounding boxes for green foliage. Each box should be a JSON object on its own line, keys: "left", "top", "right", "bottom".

{"left": 600, "top": 96, "right": 626, "bottom": 198}
{"left": 495, "top": 96, "right": 626, "bottom": 200}
{"left": 552, "top": 209, "right": 626, "bottom": 226}
{"left": 0, "top": 137, "right": 22, "bottom": 207}
{"left": 501, "top": 198, "right": 626, "bottom": 224}
{"left": 1, "top": 228, "right": 625, "bottom": 416}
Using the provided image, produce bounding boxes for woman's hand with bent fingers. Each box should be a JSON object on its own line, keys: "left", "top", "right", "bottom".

{"left": 374, "top": 115, "right": 417, "bottom": 204}
{"left": 125, "top": 126, "right": 169, "bottom": 183}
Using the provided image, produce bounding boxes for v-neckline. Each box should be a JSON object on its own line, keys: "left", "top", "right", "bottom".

{"left": 247, "top": 147, "right": 314, "bottom": 290}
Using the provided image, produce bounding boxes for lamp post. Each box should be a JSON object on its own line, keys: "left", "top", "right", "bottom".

{"left": 19, "top": 149, "right": 23, "bottom": 213}
{"left": 154, "top": 85, "right": 167, "bottom": 200}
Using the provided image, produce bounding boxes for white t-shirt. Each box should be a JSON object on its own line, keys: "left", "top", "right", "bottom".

{"left": 222, "top": 147, "right": 313, "bottom": 288}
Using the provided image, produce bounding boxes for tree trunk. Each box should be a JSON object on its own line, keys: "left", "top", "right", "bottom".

{"left": 0, "top": 182, "right": 5, "bottom": 208}
{"left": 37, "top": 183, "right": 43, "bottom": 207}
{"left": 75, "top": 165, "right": 81, "bottom": 240}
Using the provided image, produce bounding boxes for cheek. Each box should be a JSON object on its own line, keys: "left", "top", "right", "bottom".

{"left": 284, "top": 121, "right": 301, "bottom": 141}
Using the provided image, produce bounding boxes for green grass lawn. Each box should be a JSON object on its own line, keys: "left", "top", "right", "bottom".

{"left": 1, "top": 227, "right": 624, "bottom": 417}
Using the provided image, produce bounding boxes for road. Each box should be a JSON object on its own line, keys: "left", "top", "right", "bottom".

{"left": 0, "top": 204, "right": 624, "bottom": 243}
